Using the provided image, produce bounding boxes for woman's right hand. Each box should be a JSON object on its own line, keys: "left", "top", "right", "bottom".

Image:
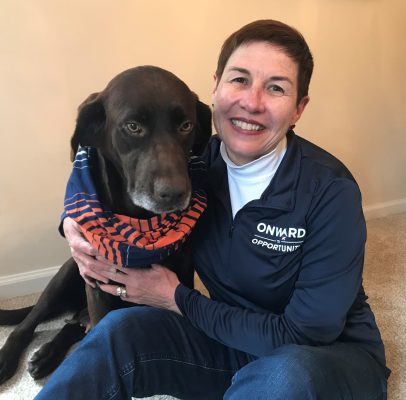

{"left": 63, "top": 217, "right": 111, "bottom": 287}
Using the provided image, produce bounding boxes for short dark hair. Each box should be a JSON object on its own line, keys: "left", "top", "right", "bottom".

{"left": 215, "top": 19, "right": 314, "bottom": 103}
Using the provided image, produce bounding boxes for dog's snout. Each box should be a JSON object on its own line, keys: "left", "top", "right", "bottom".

{"left": 149, "top": 174, "right": 191, "bottom": 212}
{"left": 155, "top": 181, "right": 187, "bottom": 203}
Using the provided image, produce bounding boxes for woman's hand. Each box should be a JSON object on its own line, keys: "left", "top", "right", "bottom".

{"left": 63, "top": 217, "right": 181, "bottom": 313}
{"left": 96, "top": 261, "right": 182, "bottom": 314}
{"left": 63, "top": 217, "right": 111, "bottom": 288}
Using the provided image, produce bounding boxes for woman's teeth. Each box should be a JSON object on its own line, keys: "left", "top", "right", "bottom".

{"left": 231, "top": 119, "right": 263, "bottom": 131}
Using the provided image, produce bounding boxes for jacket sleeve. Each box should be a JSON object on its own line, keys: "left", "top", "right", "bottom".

{"left": 58, "top": 211, "right": 68, "bottom": 237}
{"left": 175, "top": 179, "right": 366, "bottom": 357}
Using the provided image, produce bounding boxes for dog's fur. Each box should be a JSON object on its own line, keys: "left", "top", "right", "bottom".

{"left": 0, "top": 66, "right": 211, "bottom": 384}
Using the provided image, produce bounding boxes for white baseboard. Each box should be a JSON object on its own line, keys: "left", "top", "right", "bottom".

{"left": 0, "top": 266, "right": 60, "bottom": 299}
{"left": 363, "top": 198, "right": 406, "bottom": 221}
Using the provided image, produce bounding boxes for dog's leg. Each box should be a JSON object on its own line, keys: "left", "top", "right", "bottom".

{"left": 27, "top": 309, "right": 87, "bottom": 379}
{"left": 0, "top": 258, "right": 85, "bottom": 384}
{"left": 86, "top": 285, "right": 119, "bottom": 328}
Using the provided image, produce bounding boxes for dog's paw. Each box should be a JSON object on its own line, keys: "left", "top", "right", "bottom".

{"left": 28, "top": 342, "right": 64, "bottom": 380}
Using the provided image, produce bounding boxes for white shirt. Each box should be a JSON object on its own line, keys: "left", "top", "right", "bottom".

{"left": 220, "top": 136, "right": 287, "bottom": 218}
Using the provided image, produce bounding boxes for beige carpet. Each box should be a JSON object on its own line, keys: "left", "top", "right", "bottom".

{"left": 362, "top": 212, "right": 406, "bottom": 399}
{"left": 0, "top": 213, "right": 405, "bottom": 399}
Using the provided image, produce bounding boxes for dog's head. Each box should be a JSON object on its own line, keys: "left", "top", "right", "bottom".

{"left": 71, "top": 66, "right": 211, "bottom": 214}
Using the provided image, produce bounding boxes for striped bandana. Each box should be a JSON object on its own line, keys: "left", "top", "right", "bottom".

{"left": 64, "top": 147, "right": 207, "bottom": 267}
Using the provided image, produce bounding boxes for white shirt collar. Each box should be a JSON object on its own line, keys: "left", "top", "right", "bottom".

{"left": 220, "top": 136, "right": 287, "bottom": 182}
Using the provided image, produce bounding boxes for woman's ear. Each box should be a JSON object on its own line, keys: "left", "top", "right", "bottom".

{"left": 212, "top": 73, "right": 219, "bottom": 97}
{"left": 291, "top": 95, "right": 310, "bottom": 126}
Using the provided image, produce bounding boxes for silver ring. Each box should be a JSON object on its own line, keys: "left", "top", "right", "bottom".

{"left": 116, "top": 286, "right": 127, "bottom": 298}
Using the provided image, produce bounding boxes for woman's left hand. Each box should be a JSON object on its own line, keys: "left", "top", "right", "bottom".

{"left": 97, "top": 261, "right": 182, "bottom": 314}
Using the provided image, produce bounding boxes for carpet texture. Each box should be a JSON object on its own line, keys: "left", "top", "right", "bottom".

{"left": 0, "top": 213, "right": 405, "bottom": 399}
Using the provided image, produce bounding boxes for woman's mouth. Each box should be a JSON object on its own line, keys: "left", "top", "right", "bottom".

{"left": 231, "top": 118, "right": 265, "bottom": 132}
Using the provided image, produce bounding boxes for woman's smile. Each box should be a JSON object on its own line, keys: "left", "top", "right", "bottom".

{"left": 231, "top": 118, "right": 265, "bottom": 133}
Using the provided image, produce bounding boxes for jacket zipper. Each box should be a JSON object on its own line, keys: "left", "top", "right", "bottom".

{"left": 229, "top": 222, "right": 234, "bottom": 237}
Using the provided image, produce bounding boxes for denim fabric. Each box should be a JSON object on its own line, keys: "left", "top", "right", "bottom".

{"left": 225, "top": 343, "right": 388, "bottom": 400}
{"left": 34, "top": 307, "right": 252, "bottom": 400}
{"left": 34, "top": 307, "right": 387, "bottom": 400}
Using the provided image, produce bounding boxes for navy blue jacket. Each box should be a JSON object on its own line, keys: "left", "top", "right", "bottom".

{"left": 175, "top": 131, "right": 387, "bottom": 369}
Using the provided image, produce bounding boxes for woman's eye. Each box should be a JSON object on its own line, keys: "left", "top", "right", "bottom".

{"left": 125, "top": 122, "right": 144, "bottom": 136}
{"left": 179, "top": 121, "right": 194, "bottom": 134}
{"left": 231, "top": 77, "right": 248, "bottom": 85}
{"left": 268, "top": 84, "right": 285, "bottom": 96}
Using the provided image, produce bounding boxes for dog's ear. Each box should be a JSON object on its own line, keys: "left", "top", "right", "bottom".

{"left": 70, "top": 92, "right": 106, "bottom": 161}
{"left": 193, "top": 98, "right": 212, "bottom": 156}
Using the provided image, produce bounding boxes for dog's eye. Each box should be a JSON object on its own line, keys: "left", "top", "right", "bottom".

{"left": 125, "top": 122, "right": 144, "bottom": 136}
{"left": 179, "top": 121, "right": 193, "bottom": 134}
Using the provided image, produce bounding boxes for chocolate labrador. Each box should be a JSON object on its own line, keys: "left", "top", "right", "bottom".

{"left": 0, "top": 66, "right": 211, "bottom": 384}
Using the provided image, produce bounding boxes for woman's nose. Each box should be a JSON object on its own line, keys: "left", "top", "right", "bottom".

{"left": 240, "top": 86, "right": 265, "bottom": 113}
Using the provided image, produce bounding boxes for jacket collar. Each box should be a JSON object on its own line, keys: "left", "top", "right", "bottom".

{"left": 208, "top": 130, "right": 301, "bottom": 212}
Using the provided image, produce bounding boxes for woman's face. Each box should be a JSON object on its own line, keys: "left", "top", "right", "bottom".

{"left": 212, "top": 41, "right": 309, "bottom": 165}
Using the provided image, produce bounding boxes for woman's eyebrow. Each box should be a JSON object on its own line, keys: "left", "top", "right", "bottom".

{"left": 269, "top": 76, "right": 294, "bottom": 85}
{"left": 226, "top": 66, "right": 250, "bottom": 74}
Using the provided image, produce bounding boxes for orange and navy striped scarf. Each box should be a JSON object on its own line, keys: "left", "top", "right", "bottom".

{"left": 63, "top": 147, "right": 207, "bottom": 267}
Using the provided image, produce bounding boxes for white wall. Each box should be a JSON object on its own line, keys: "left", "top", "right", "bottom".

{"left": 0, "top": 0, "right": 405, "bottom": 284}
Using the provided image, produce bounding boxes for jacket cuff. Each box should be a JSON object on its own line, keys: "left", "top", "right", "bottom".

{"left": 58, "top": 212, "right": 68, "bottom": 238}
{"left": 174, "top": 283, "right": 199, "bottom": 317}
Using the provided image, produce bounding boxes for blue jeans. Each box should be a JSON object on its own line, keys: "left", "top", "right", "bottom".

{"left": 35, "top": 307, "right": 388, "bottom": 400}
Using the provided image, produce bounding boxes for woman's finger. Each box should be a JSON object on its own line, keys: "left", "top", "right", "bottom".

{"left": 98, "top": 283, "right": 137, "bottom": 304}
{"left": 106, "top": 263, "right": 130, "bottom": 275}
{"left": 97, "top": 284, "right": 118, "bottom": 296}
{"left": 72, "top": 252, "right": 111, "bottom": 284}
{"left": 64, "top": 217, "right": 97, "bottom": 257}
{"left": 71, "top": 237, "right": 97, "bottom": 257}
{"left": 98, "top": 268, "right": 132, "bottom": 285}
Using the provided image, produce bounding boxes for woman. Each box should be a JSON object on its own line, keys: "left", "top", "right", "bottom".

{"left": 35, "top": 20, "right": 389, "bottom": 399}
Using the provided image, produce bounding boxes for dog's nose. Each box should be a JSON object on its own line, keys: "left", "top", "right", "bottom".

{"left": 157, "top": 186, "right": 186, "bottom": 202}
{"left": 156, "top": 184, "right": 186, "bottom": 203}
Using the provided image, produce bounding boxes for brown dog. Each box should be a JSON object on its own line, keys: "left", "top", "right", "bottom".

{"left": 0, "top": 66, "right": 211, "bottom": 384}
